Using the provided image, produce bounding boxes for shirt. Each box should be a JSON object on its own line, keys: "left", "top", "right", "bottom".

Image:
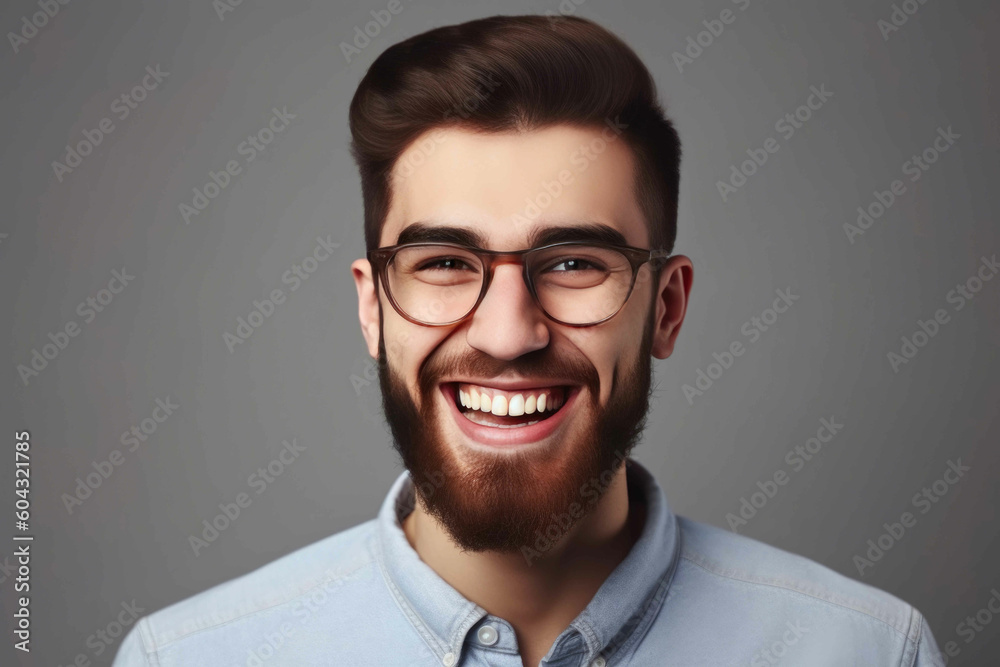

{"left": 113, "top": 458, "right": 944, "bottom": 666}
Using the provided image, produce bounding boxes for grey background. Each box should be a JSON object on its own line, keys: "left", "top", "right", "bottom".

{"left": 1, "top": 0, "right": 997, "bottom": 664}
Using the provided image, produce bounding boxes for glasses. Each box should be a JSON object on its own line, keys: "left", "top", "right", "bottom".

{"left": 367, "top": 241, "right": 670, "bottom": 327}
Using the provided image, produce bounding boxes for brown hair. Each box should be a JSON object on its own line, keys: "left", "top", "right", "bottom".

{"left": 349, "top": 14, "right": 682, "bottom": 255}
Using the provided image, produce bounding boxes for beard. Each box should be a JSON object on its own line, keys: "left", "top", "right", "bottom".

{"left": 377, "top": 301, "right": 657, "bottom": 555}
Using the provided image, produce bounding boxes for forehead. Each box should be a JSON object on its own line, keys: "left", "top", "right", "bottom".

{"left": 381, "top": 124, "right": 648, "bottom": 250}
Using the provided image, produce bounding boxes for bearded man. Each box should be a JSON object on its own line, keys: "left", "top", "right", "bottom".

{"left": 114, "top": 14, "right": 942, "bottom": 667}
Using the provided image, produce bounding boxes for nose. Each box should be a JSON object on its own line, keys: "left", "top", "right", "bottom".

{"left": 465, "top": 262, "right": 550, "bottom": 360}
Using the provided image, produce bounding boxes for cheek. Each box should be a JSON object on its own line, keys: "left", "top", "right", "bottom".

{"left": 561, "top": 334, "right": 617, "bottom": 406}
{"left": 567, "top": 309, "right": 648, "bottom": 406}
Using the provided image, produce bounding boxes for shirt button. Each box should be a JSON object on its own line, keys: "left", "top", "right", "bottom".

{"left": 477, "top": 625, "right": 499, "bottom": 646}
{"left": 591, "top": 657, "right": 606, "bottom": 667}
{"left": 442, "top": 652, "right": 456, "bottom": 666}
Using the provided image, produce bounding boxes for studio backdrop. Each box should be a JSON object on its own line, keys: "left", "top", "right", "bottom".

{"left": 1, "top": 0, "right": 997, "bottom": 665}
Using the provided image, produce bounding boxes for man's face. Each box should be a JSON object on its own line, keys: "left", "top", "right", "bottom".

{"left": 354, "top": 124, "right": 677, "bottom": 554}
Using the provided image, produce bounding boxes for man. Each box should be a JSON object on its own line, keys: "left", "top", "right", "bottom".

{"left": 115, "top": 14, "right": 943, "bottom": 666}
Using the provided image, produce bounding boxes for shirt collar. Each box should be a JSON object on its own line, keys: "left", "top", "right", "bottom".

{"left": 374, "top": 458, "right": 681, "bottom": 665}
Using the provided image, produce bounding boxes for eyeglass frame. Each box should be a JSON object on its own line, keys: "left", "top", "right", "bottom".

{"left": 367, "top": 240, "right": 671, "bottom": 328}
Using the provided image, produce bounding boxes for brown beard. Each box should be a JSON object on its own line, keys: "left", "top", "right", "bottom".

{"left": 376, "top": 303, "right": 657, "bottom": 555}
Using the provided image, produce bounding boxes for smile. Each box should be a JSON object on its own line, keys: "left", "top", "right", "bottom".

{"left": 441, "top": 381, "right": 580, "bottom": 447}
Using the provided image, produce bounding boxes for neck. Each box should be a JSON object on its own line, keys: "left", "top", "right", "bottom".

{"left": 402, "top": 467, "right": 645, "bottom": 659}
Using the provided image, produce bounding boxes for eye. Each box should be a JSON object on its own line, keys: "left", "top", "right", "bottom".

{"left": 546, "top": 258, "right": 605, "bottom": 272}
{"left": 417, "top": 257, "right": 476, "bottom": 271}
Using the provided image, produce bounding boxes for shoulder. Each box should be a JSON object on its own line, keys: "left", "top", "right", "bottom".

{"left": 114, "top": 520, "right": 380, "bottom": 665}
{"left": 674, "top": 515, "right": 923, "bottom": 640}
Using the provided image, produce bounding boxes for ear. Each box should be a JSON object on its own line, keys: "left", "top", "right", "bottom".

{"left": 650, "top": 255, "right": 693, "bottom": 359}
{"left": 351, "top": 258, "right": 381, "bottom": 360}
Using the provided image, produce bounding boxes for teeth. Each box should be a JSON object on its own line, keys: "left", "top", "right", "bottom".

{"left": 456, "top": 383, "right": 567, "bottom": 418}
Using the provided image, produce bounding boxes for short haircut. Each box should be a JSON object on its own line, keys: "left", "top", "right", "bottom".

{"left": 349, "top": 14, "right": 682, "bottom": 255}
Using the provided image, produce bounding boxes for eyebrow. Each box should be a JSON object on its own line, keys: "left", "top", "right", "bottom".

{"left": 530, "top": 223, "right": 629, "bottom": 248}
{"left": 394, "top": 221, "right": 631, "bottom": 249}
{"left": 395, "top": 222, "right": 487, "bottom": 247}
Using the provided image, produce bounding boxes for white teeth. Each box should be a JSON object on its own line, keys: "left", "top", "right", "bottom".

{"left": 455, "top": 383, "right": 568, "bottom": 418}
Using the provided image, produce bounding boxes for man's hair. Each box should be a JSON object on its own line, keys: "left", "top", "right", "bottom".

{"left": 349, "top": 14, "right": 682, "bottom": 255}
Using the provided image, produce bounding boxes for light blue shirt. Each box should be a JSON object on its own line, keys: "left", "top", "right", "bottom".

{"left": 114, "top": 459, "right": 943, "bottom": 666}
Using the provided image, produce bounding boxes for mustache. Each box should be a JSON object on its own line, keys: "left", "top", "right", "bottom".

{"left": 417, "top": 345, "right": 601, "bottom": 400}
